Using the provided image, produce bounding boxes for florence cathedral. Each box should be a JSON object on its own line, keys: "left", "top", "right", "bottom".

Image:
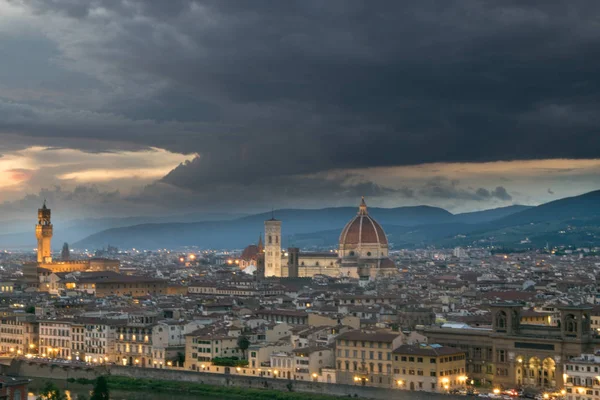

{"left": 239, "top": 197, "right": 398, "bottom": 282}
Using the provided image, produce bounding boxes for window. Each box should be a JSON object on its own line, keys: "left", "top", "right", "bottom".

{"left": 497, "top": 350, "right": 506, "bottom": 363}
{"left": 401, "top": 356, "right": 407, "bottom": 361}
{"left": 430, "top": 358, "right": 436, "bottom": 364}
{"left": 417, "top": 357, "right": 423, "bottom": 363}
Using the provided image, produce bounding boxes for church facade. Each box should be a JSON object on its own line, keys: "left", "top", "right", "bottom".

{"left": 241, "top": 198, "right": 398, "bottom": 281}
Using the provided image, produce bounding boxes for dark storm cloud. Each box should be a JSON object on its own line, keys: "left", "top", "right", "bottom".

{"left": 142, "top": 171, "right": 415, "bottom": 211}
{"left": 6, "top": 0, "right": 600, "bottom": 191}
{"left": 420, "top": 178, "right": 512, "bottom": 202}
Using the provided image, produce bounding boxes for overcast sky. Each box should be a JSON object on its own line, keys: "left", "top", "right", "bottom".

{"left": 1, "top": 0, "right": 600, "bottom": 220}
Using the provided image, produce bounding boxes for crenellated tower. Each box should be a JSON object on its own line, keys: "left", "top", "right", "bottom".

{"left": 35, "top": 200, "right": 53, "bottom": 263}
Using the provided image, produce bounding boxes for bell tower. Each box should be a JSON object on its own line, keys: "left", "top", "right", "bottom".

{"left": 264, "top": 214, "right": 282, "bottom": 277}
{"left": 35, "top": 200, "right": 53, "bottom": 263}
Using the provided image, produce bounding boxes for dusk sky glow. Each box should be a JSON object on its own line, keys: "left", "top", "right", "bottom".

{"left": 1, "top": 1, "right": 600, "bottom": 220}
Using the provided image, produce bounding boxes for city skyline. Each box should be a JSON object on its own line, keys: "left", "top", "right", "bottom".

{"left": 1, "top": 2, "right": 600, "bottom": 219}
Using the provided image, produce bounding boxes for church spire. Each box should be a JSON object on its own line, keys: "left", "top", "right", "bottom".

{"left": 258, "top": 233, "right": 264, "bottom": 252}
{"left": 358, "top": 196, "right": 368, "bottom": 215}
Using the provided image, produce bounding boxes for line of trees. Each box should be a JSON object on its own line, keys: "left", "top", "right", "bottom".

{"left": 36, "top": 376, "right": 109, "bottom": 400}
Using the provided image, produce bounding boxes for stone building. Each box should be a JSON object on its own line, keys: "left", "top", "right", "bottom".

{"left": 422, "top": 303, "right": 598, "bottom": 389}
{"left": 24, "top": 202, "right": 119, "bottom": 287}
{"left": 334, "top": 330, "right": 404, "bottom": 387}
{"left": 563, "top": 353, "right": 600, "bottom": 400}
{"left": 392, "top": 343, "right": 467, "bottom": 393}
{"left": 398, "top": 306, "right": 437, "bottom": 330}
{"left": 0, "top": 315, "right": 38, "bottom": 355}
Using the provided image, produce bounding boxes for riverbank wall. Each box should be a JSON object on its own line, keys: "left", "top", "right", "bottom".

{"left": 4, "top": 359, "right": 462, "bottom": 400}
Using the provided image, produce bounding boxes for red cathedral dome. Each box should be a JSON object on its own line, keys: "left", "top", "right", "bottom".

{"left": 339, "top": 197, "right": 388, "bottom": 249}
{"left": 241, "top": 244, "right": 260, "bottom": 260}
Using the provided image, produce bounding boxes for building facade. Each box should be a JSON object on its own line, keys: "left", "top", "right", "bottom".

{"left": 335, "top": 330, "right": 404, "bottom": 387}
{"left": 564, "top": 353, "right": 600, "bottom": 400}
{"left": 392, "top": 344, "right": 467, "bottom": 393}
{"left": 422, "top": 303, "right": 598, "bottom": 389}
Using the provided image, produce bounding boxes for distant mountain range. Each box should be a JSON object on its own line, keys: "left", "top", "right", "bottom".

{"left": 0, "top": 212, "right": 247, "bottom": 249}
{"left": 71, "top": 203, "right": 532, "bottom": 250}
{"left": 5, "top": 190, "right": 600, "bottom": 251}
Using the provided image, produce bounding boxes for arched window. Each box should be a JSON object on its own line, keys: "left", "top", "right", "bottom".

{"left": 496, "top": 311, "right": 507, "bottom": 330}
{"left": 565, "top": 314, "right": 577, "bottom": 334}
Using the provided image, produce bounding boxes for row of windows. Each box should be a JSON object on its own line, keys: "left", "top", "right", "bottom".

{"left": 337, "top": 340, "right": 392, "bottom": 349}
{"left": 566, "top": 365, "right": 600, "bottom": 373}
{"left": 337, "top": 361, "right": 392, "bottom": 374}
{"left": 392, "top": 368, "right": 463, "bottom": 377}
{"left": 396, "top": 354, "right": 465, "bottom": 363}
{"left": 41, "top": 328, "right": 70, "bottom": 336}
{"left": 337, "top": 349, "right": 391, "bottom": 360}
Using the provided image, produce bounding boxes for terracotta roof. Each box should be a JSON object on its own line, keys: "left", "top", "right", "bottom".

{"left": 392, "top": 344, "right": 465, "bottom": 357}
{"left": 336, "top": 330, "right": 401, "bottom": 342}
{"left": 339, "top": 198, "right": 388, "bottom": 247}
{"left": 241, "top": 245, "right": 260, "bottom": 261}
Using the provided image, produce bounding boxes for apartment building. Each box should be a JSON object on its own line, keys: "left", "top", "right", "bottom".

{"left": 39, "top": 319, "right": 72, "bottom": 359}
{"left": 0, "top": 315, "right": 38, "bottom": 355}
{"left": 114, "top": 312, "right": 159, "bottom": 367}
{"left": 335, "top": 330, "right": 404, "bottom": 387}
{"left": 184, "top": 332, "right": 239, "bottom": 371}
{"left": 151, "top": 320, "right": 185, "bottom": 367}
{"left": 564, "top": 353, "right": 600, "bottom": 400}
{"left": 392, "top": 343, "right": 467, "bottom": 393}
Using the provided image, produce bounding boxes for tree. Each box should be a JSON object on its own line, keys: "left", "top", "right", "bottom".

{"left": 37, "top": 382, "right": 66, "bottom": 400}
{"left": 61, "top": 243, "right": 70, "bottom": 260}
{"left": 237, "top": 335, "right": 250, "bottom": 360}
{"left": 25, "top": 305, "right": 35, "bottom": 314}
{"left": 90, "top": 376, "right": 109, "bottom": 400}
